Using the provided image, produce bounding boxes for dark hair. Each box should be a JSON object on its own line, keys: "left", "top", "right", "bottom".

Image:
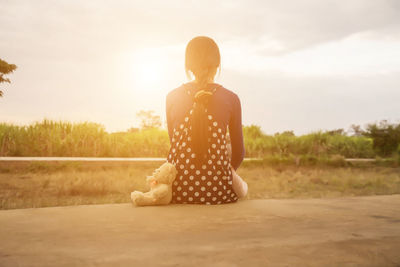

{"left": 185, "top": 36, "right": 221, "bottom": 164}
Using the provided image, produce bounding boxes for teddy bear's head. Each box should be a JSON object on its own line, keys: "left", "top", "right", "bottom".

{"left": 146, "top": 162, "right": 177, "bottom": 187}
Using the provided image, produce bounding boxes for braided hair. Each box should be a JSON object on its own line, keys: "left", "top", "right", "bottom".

{"left": 185, "top": 36, "right": 221, "bottom": 165}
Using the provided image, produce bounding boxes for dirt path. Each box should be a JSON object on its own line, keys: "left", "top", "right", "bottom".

{"left": 0, "top": 196, "right": 400, "bottom": 266}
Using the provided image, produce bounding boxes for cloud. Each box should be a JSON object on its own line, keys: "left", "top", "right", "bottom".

{"left": 1, "top": 0, "right": 400, "bottom": 59}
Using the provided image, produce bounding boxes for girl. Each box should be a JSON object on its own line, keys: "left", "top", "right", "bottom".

{"left": 166, "top": 36, "right": 247, "bottom": 204}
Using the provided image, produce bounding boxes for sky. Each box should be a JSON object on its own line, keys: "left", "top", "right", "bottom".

{"left": 1, "top": 0, "right": 400, "bottom": 135}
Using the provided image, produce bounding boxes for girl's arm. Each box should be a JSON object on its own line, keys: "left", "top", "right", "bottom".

{"left": 166, "top": 93, "right": 174, "bottom": 143}
{"left": 228, "top": 94, "right": 245, "bottom": 170}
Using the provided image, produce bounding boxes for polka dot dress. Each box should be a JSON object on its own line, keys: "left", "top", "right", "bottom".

{"left": 167, "top": 89, "right": 238, "bottom": 205}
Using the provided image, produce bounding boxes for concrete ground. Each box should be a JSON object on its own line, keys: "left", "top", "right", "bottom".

{"left": 0, "top": 195, "right": 400, "bottom": 267}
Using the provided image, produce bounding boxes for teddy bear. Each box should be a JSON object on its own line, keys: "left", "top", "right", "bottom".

{"left": 130, "top": 162, "right": 178, "bottom": 206}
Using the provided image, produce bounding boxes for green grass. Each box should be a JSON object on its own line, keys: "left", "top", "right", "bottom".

{"left": 0, "top": 120, "right": 378, "bottom": 158}
{"left": 1, "top": 161, "right": 399, "bottom": 210}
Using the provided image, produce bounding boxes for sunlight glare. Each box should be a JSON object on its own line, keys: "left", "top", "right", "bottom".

{"left": 131, "top": 48, "right": 168, "bottom": 91}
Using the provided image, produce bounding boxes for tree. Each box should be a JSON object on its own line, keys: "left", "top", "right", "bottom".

{"left": 243, "top": 125, "right": 264, "bottom": 139}
{"left": 136, "top": 110, "right": 161, "bottom": 129}
{"left": 349, "top": 124, "right": 363, "bottom": 136}
{"left": 363, "top": 120, "right": 400, "bottom": 157}
{"left": 0, "top": 58, "right": 17, "bottom": 97}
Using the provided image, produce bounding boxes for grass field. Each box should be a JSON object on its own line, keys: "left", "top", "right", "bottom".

{"left": 1, "top": 160, "right": 400, "bottom": 210}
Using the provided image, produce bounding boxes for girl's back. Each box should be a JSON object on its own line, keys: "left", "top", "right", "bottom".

{"left": 166, "top": 81, "right": 245, "bottom": 204}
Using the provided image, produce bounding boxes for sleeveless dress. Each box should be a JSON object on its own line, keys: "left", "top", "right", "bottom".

{"left": 167, "top": 85, "right": 239, "bottom": 205}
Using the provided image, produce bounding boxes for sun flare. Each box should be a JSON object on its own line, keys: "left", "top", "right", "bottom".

{"left": 131, "top": 49, "right": 168, "bottom": 91}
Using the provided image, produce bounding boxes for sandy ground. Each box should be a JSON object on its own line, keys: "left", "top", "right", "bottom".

{"left": 0, "top": 196, "right": 399, "bottom": 267}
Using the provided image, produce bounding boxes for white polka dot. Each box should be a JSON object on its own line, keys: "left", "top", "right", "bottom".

{"left": 182, "top": 142, "right": 186, "bottom": 147}
{"left": 196, "top": 170, "right": 201, "bottom": 175}
{"left": 224, "top": 161, "right": 227, "bottom": 165}
{"left": 231, "top": 193, "right": 236, "bottom": 197}
{"left": 195, "top": 181, "right": 200, "bottom": 186}
{"left": 188, "top": 197, "right": 193, "bottom": 201}
{"left": 219, "top": 181, "right": 223, "bottom": 186}
{"left": 206, "top": 192, "right": 212, "bottom": 197}
{"left": 207, "top": 171, "right": 212, "bottom": 175}
{"left": 175, "top": 131, "right": 179, "bottom": 136}
{"left": 211, "top": 154, "right": 216, "bottom": 159}
{"left": 172, "top": 148, "right": 176, "bottom": 153}
{"left": 173, "top": 181, "right": 178, "bottom": 186}
{"left": 179, "top": 176, "right": 183, "bottom": 180}
{"left": 213, "top": 186, "right": 217, "bottom": 191}
{"left": 182, "top": 192, "right": 187, "bottom": 196}
{"left": 180, "top": 124, "right": 184, "bottom": 129}
{"left": 180, "top": 165, "right": 184, "bottom": 169}
{"left": 221, "top": 145, "right": 225, "bottom": 149}
{"left": 201, "top": 176, "right": 206, "bottom": 181}
{"left": 217, "top": 201, "right": 222, "bottom": 204}
{"left": 177, "top": 196, "right": 181, "bottom": 201}
{"left": 206, "top": 202, "right": 211, "bottom": 205}
{"left": 185, "top": 117, "right": 189, "bottom": 122}
{"left": 201, "top": 187, "right": 206, "bottom": 191}
{"left": 213, "top": 176, "right": 218, "bottom": 181}
{"left": 212, "top": 197, "right": 217, "bottom": 201}
{"left": 217, "top": 150, "right": 220, "bottom": 154}
{"left": 217, "top": 160, "right": 221, "bottom": 165}
{"left": 207, "top": 181, "right": 212, "bottom": 186}
{"left": 186, "top": 159, "right": 190, "bottom": 164}
{"left": 223, "top": 195, "right": 227, "bottom": 200}
{"left": 183, "top": 181, "right": 188, "bottom": 186}
{"left": 189, "top": 175, "right": 194, "bottom": 180}
{"left": 212, "top": 133, "right": 217, "bottom": 137}
{"left": 208, "top": 115, "right": 212, "bottom": 120}
{"left": 217, "top": 170, "right": 221, "bottom": 175}
{"left": 188, "top": 137, "right": 192, "bottom": 141}
{"left": 191, "top": 153, "right": 195, "bottom": 158}
{"left": 200, "top": 197, "right": 205, "bottom": 201}
{"left": 208, "top": 160, "right": 212, "bottom": 165}
{"left": 194, "top": 192, "right": 200, "bottom": 197}
{"left": 202, "top": 165, "right": 206, "bottom": 169}
{"left": 218, "top": 128, "right": 222, "bottom": 133}
{"left": 177, "top": 186, "right": 182, "bottom": 191}
{"left": 218, "top": 191, "right": 223, "bottom": 196}
{"left": 190, "top": 164, "right": 195, "bottom": 169}
{"left": 227, "top": 190, "right": 231, "bottom": 194}
{"left": 211, "top": 144, "right": 216, "bottom": 149}
{"left": 184, "top": 170, "right": 189, "bottom": 175}
{"left": 189, "top": 186, "right": 194, "bottom": 191}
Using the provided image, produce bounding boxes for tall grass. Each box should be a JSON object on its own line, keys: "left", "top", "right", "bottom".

{"left": 0, "top": 120, "right": 169, "bottom": 157}
{"left": 0, "top": 120, "right": 376, "bottom": 158}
